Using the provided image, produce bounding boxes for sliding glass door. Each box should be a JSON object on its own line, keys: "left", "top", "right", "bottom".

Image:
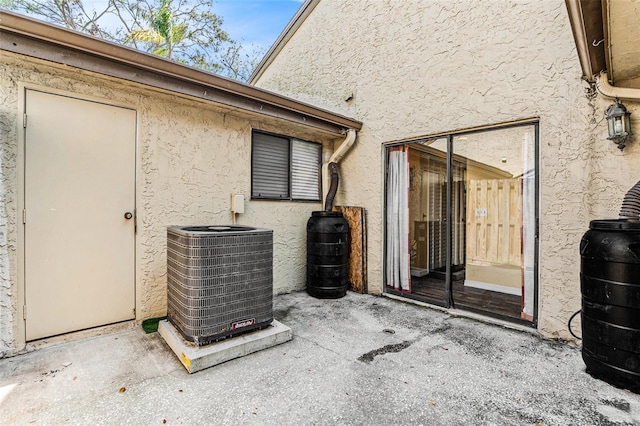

{"left": 385, "top": 123, "right": 538, "bottom": 324}
{"left": 408, "top": 138, "right": 449, "bottom": 306}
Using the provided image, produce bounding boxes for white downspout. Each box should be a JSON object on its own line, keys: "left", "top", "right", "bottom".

{"left": 322, "top": 129, "right": 357, "bottom": 208}
{"left": 596, "top": 71, "right": 640, "bottom": 101}
{"left": 329, "top": 128, "right": 357, "bottom": 164}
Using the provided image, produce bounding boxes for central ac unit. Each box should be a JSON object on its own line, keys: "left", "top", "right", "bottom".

{"left": 166, "top": 225, "right": 273, "bottom": 346}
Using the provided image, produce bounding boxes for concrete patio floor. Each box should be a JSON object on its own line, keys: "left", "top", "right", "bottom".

{"left": 1, "top": 291, "right": 639, "bottom": 425}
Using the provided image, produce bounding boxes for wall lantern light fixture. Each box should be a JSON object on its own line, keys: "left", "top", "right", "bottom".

{"left": 605, "top": 99, "right": 631, "bottom": 149}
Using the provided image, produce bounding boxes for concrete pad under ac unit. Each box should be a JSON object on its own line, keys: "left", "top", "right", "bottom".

{"left": 158, "top": 319, "right": 292, "bottom": 373}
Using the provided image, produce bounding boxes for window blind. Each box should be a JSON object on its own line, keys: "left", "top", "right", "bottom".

{"left": 291, "top": 139, "right": 321, "bottom": 200}
{"left": 252, "top": 133, "right": 290, "bottom": 199}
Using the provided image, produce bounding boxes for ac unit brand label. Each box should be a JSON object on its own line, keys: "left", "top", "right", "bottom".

{"left": 231, "top": 319, "right": 256, "bottom": 330}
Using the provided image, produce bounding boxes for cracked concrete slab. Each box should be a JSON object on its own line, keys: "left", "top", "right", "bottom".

{"left": 1, "top": 291, "right": 638, "bottom": 425}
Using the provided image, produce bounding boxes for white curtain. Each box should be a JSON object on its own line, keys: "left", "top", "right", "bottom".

{"left": 386, "top": 147, "right": 410, "bottom": 291}
{"left": 522, "top": 130, "right": 536, "bottom": 319}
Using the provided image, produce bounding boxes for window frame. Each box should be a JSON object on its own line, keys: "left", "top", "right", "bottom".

{"left": 383, "top": 120, "right": 539, "bottom": 327}
{"left": 251, "top": 129, "right": 323, "bottom": 202}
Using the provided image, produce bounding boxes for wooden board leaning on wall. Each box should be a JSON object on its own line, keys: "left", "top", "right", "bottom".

{"left": 334, "top": 206, "right": 367, "bottom": 294}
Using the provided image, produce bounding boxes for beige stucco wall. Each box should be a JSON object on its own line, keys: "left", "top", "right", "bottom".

{"left": 254, "top": 0, "right": 640, "bottom": 340}
{"left": 0, "top": 51, "right": 340, "bottom": 354}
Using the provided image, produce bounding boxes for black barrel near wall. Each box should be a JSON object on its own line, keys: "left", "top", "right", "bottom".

{"left": 307, "top": 211, "right": 349, "bottom": 299}
{"left": 580, "top": 219, "right": 640, "bottom": 393}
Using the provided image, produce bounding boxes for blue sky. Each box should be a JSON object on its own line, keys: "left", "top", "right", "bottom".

{"left": 80, "top": 0, "right": 303, "bottom": 52}
{"left": 214, "top": 0, "right": 303, "bottom": 50}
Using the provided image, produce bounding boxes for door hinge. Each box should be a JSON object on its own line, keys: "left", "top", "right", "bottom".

{"left": 23, "top": 113, "right": 27, "bottom": 128}
{"left": 22, "top": 209, "right": 26, "bottom": 224}
{"left": 23, "top": 305, "right": 27, "bottom": 320}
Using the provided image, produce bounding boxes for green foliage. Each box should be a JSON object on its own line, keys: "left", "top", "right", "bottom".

{"left": 5, "top": 0, "right": 263, "bottom": 81}
{"left": 141, "top": 316, "right": 167, "bottom": 333}
{"left": 118, "top": 0, "right": 230, "bottom": 71}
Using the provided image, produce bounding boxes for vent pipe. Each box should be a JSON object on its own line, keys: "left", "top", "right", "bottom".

{"left": 620, "top": 180, "right": 640, "bottom": 219}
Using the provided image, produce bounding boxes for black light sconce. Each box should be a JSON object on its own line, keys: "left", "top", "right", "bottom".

{"left": 605, "top": 99, "right": 631, "bottom": 149}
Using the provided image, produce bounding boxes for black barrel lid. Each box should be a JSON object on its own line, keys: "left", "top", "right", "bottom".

{"left": 312, "top": 211, "right": 344, "bottom": 217}
{"left": 589, "top": 219, "right": 640, "bottom": 230}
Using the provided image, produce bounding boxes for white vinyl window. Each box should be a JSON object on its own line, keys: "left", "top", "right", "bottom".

{"left": 251, "top": 131, "right": 322, "bottom": 201}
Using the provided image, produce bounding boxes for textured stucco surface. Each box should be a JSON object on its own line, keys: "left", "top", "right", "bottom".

{"left": 0, "top": 52, "right": 340, "bottom": 354}
{"left": 254, "top": 0, "right": 640, "bottom": 340}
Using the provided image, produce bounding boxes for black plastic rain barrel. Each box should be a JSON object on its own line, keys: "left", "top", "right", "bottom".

{"left": 580, "top": 219, "right": 640, "bottom": 392}
{"left": 306, "top": 211, "right": 350, "bottom": 299}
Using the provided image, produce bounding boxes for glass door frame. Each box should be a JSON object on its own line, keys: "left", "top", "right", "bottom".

{"left": 383, "top": 120, "right": 539, "bottom": 327}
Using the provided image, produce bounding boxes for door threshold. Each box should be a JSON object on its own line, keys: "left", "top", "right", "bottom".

{"left": 23, "top": 321, "right": 137, "bottom": 355}
{"left": 382, "top": 293, "right": 538, "bottom": 335}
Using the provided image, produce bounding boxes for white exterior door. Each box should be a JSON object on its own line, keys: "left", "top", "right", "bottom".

{"left": 24, "top": 90, "right": 136, "bottom": 341}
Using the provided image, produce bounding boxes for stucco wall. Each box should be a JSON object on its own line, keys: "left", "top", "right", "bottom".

{"left": 0, "top": 52, "right": 339, "bottom": 354}
{"left": 253, "top": 0, "right": 640, "bottom": 340}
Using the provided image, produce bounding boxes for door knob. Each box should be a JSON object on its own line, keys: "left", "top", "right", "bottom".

{"left": 124, "top": 212, "right": 133, "bottom": 220}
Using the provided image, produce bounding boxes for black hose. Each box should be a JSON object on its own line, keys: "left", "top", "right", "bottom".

{"left": 324, "top": 162, "right": 339, "bottom": 211}
{"left": 568, "top": 310, "right": 582, "bottom": 340}
{"left": 619, "top": 180, "right": 640, "bottom": 218}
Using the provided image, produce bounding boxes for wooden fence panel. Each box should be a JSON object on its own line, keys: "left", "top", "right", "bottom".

{"left": 466, "top": 179, "right": 522, "bottom": 266}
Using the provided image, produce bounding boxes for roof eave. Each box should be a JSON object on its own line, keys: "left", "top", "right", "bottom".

{"left": 0, "top": 9, "right": 361, "bottom": 135}
{"left": 565, "top": 0, "right": 606, "bottom": 82}
{"left": 248, "top": 0, "right": 319, "bottom": 85}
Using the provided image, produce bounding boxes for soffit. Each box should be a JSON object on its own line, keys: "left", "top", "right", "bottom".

{"left": 606, "top": 0, "right": 640, "bottom": 88}
{"left": 566, "top": 0, "right": 640, "bottom": 88}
